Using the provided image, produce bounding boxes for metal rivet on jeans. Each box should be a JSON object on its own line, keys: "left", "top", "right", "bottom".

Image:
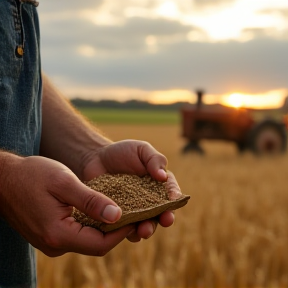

{"left": 15, "top": 45, "right": 24, "bottom": 58}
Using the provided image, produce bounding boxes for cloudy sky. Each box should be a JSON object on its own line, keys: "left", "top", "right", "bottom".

{"left": 38, "top": 0, "right": 288, "bottom": 108}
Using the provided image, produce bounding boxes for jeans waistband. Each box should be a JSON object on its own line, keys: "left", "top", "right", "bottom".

{"left": 19, "top": 0, "right": 39, "bottom": 7}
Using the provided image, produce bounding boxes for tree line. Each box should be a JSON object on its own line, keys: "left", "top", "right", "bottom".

{"left": 71, "top": 98, "right": 189, "bottom": 111}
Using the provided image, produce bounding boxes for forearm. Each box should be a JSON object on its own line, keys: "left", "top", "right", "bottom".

{"left": 40, "top": 74, "right": 112, "bottom": 179}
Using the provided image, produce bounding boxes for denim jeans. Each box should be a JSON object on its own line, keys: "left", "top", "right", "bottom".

{"left": 0, "top": 0, "right": 42, "bottom": 287}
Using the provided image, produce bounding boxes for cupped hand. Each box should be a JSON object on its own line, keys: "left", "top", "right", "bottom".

{"left": 0, "top": 155, "right": 135, "bottom": 257}
{"left": 81, "top": 140, "right": 182, "bottom": 242}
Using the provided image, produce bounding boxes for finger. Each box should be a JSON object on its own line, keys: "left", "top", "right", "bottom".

{"left": 158, "top": 210, "right": 175, "bottom": 228}
{"left": 157, "top": 172, "right": 180, "bottom": 228}
{"left": 138, "top": 143, "right": 168, "bottom": 181}
{"left": 56, "top": 217, "right": 135, "bottom": 256}
{"left": 126, "top": 232, "right": 142, "bottom": 243}
{"left": 165, "top": 171, "right": 182, "bottom": 200}
{"left": 53, "top": 172, "right": 122, "bottom": 223}
{"left": 135, "top": 220, "right": 157, "bottom": 239}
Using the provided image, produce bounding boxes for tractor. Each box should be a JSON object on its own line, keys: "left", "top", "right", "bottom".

{"left": 181, "top": 90, "right": 288, "bottom": 155}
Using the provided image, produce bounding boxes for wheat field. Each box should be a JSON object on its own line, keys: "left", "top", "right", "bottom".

{"left": 37, "top": 124, "right": 288, "bottom": 288}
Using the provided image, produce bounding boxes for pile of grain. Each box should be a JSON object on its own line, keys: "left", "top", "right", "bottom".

{"left": 72, "top": 173, "right": 189, "bottom": 232}
{"left": 86, "top": 174, "right": 169, "bottom": 211}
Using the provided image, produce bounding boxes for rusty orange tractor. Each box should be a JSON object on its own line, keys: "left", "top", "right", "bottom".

{"left": 181, "top": 90, "right": 288, "bottom": 154}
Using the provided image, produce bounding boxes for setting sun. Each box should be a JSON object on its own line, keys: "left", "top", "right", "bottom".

{"left": 223, "top": 93, "right": 244, "bottom": 108}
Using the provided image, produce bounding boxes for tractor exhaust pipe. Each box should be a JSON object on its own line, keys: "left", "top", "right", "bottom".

{"left": 196, "top": 89, "right": 204, "bottom": 109}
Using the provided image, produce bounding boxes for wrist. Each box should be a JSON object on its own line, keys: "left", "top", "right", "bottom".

{"left": 0, "top": 151, "right": 23, "bottom": 217}
{"left": 0, "top": 151, "right": 21, "bottom": 182}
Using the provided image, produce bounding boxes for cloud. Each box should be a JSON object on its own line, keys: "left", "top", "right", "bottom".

{"left": 37, "top": 0, "right": 288, "bottom": 100}
{"left": 40, "top": 15, "right": 193, "bottom": 53}
{"left": 38, "top": 0, "right": 104, "bottom": 13}
{"left": 259, "top": 7, "right": 288, "bottom": 17}
{"left": 242, "top": 26, "right": 288, "bottom": 40}
{"left": 278, "top": 8, "right": 288, "bottom": 17}
{"left": 41, "top": 35, "right": 288, "bottom": 96}
{"left": 193, "top": 0, "right": 236, "bottom": 9}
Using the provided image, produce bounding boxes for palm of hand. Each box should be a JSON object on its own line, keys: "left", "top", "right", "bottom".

{"left": 81, "top": 140, "right": 181, "bottom": 242}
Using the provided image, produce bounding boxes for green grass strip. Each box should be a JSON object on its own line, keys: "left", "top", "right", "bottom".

{"left": 78, "top": 108, "right": 180, "bottom": 124}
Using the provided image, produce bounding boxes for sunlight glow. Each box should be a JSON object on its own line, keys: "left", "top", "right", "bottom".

{"left": 149, "top": 89, "right": 193, "bottom": 104}
{"left": 155, "top": 1, "right": 180, "bottom": 19}
{"left": 221, "top": 90, "right": 286, "bottom": 109}
{"left": 190, "top": 2, "right": 284, "bottom": 41}
{"left": 223, "top": 93, "right": 244, "bottom": 108}
{"left": 55, "top": 76, "right": 287, "bottom": 109}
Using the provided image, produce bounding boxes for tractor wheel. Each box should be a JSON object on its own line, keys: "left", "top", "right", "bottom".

{"left": 247, "top": 119, "right": 287, "bottom": 155}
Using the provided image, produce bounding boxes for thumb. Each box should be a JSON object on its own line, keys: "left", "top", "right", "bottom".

{"left": 54, "top": 171, "right": 122, "bottom": 224}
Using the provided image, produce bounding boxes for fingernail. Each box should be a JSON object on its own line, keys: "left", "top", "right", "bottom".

{"left": 102, "top": 205, "right": 122, "bottom": 223}
{"left": 158, "top": 169, "right": 167, "bottom": 180}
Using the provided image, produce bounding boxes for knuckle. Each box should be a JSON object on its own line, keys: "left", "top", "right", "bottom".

{"left": 157, "top": 152, "right": 168, "bottom": 163}
{"left": 148, "top": 154, "right": 167, "bottom": 169}
{"left": 142, "top": 140, "right": 150, "bottom": 146}
{"left": 50, "top": 169, "right": 75, "bottom": 190}
{"left": 156, "top": 153, "right": 167, "bottom": 163}
{"left": 83, "top": 193, "right": 100, "bottom": 215}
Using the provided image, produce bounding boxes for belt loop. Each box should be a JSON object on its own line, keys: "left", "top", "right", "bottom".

{"left": 19, "top": 0, "right": 39, "bottom": 7}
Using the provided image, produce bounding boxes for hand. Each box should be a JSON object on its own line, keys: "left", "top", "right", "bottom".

{"left": 81, "top": 140, "right": 182, "bottom": 242}
{"left": 0, "top": 155, "right": 135, "bottom": 257}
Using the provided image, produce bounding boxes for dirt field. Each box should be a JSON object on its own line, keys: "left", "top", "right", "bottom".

{"left": 37, "top": 124, "right": 288, "bottom": 288}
